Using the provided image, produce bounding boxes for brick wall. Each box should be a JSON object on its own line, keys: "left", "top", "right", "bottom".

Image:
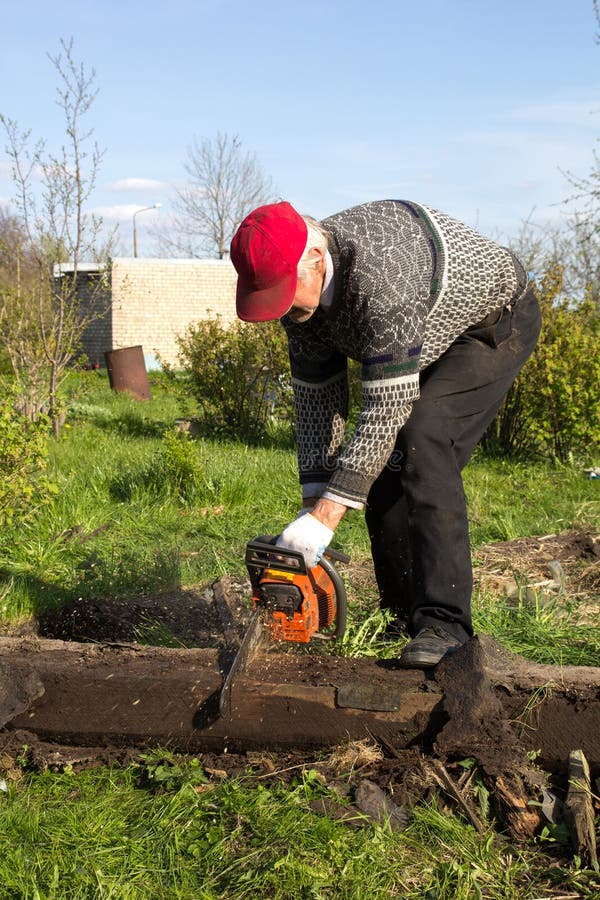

{"left": 108, "top": 257, "right": 238, "bottom": 367}
{"left": 78, "top": 272, "right": 112, "bottom": 367}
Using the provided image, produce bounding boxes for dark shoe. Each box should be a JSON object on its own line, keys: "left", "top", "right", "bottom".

{"left": 398, "top": 626, "right": 463, "bottom": 669}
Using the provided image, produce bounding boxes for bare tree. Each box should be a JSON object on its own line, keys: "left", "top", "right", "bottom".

{"left": 0, "top": 38, "right": 113, "bottom": 435}
{"left": 508, "top": 211, "right": 600, "bottom": 310}
{"left": 156, "top": 132, "right": 275, "bottom": 258}
{"left": 0, "top": 209, "right": 49, "bottom": 418}
{"left": 563, "top": 211, "right": 600, "bottom": 306}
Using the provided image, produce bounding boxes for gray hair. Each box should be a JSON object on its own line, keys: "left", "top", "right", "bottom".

{"left": 297, "top": 216, "right": 329, "bottom": 281}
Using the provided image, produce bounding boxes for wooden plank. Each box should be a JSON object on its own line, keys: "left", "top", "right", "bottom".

{"left": 0, "top": 637, "right": 440, "bottom": 751}
{"left": 564, "top": 750, "right": 598, "bottom": 869}
{"left": 3, "top": 640, "right": 224, "bottom": 749}
{"left": 0, "top": 635, "right": 599, "bottom": 773}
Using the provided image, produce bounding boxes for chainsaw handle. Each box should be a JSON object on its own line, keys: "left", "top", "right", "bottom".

{"left": 323, "top": 546, "right": 350, "bottom": 565}
{"left": 253, "top": 534, "right": 350, "bottom": 566}
{"left": 318, "top": 554, "right": 347, "bottom": 640}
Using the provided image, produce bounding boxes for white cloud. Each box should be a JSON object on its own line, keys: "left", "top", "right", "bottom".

{"left": 105, "top": 177, "right": 168, "bottom": 192}
{"left": 501, "top": 98, "right": 600, "bottom": 127}
{"left": 91, "top": 204, "right": 163, "bottom": 223}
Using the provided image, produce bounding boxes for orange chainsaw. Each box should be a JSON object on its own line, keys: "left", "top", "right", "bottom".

{"left": 219, "top": 537, "right": 348, "bottom": 717}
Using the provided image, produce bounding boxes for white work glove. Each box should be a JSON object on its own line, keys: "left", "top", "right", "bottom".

{"left": 276, "top": 512, "right": 334, "bottom": 568}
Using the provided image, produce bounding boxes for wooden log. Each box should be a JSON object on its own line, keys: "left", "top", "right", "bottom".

{"left": 0, "top": 636, "right": 439, "bottom": 752}
{"left": 564, "top": 750, "right": 598, "bottom": 869}
{"left": 0, "top": 659, "right": 45, "bottom": 728}
{"left": 0, "top": 635, "right": 599, "bottom": 777}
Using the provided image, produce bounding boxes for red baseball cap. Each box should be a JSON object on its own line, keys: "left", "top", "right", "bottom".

{"left": 230, "top": 201, "right": 308, "bottom": 322}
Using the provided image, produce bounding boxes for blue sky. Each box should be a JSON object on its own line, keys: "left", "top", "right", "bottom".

{"left": 1, "top": 0, "right": 598, "bottom": 256}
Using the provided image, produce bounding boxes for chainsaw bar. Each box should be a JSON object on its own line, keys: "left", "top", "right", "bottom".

{"left": 219, "top": 538, "right": 350, "bottom": 719}
{"left": 218, "top": 607, "right": 269, "bottom": 719}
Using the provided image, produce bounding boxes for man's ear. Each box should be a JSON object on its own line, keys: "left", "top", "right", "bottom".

{"left": 308, "top": 246, "right": 326, "bottom": 269}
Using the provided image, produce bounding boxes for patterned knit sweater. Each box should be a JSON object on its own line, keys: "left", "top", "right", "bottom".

{"left": 282, "top": 200, "right": 526, "bottom": 508}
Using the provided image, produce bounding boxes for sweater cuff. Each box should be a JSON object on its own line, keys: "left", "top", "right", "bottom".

{"left": 321, "top": 490, "right": 364, "bottom": 510}
{"left": 302, "top": 481, "right": 329, "bottom": 499}
{"left": 325, "top": 468, "right": 373, "bottom": 507}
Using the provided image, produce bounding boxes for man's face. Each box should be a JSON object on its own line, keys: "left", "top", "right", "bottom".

{"left": 286, "top": 251, "right": 325, "bottom": 323}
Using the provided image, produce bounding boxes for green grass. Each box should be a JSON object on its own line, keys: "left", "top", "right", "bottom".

{"left": 3, "top": 374, "right": 597, "bottom": 668}
{"left": 1, "top": 374, "right": 597, "bottom": 630}
{"left": 465, "top": 455, "right": 598, "bottom": 544}
{"left": 0, "top": 373, "right": 599, "bottom": 898}
{"left": 472, "top": 589, "right": 600, "bottom": 667}
{"left": 1, "top": 762, "right": 598, "bottom": 899}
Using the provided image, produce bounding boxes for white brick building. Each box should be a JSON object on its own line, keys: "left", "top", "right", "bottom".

{"left": 62, "top": 257, "right": 238, "bottom": 368}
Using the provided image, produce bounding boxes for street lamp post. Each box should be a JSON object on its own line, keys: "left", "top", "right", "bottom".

{"left": 133, "top": 204, "right": 161, "bottom": 257}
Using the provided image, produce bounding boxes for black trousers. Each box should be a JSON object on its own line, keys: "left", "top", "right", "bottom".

{"left": 365, "top": 287, "right": 542, "bottom": 641}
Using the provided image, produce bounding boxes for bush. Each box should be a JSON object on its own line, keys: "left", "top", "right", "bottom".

{"left": 0, "top": 389, "right": 57, "bottom": 527}
{"left": 109, "top": 429, "right": 206, "bottom": 504}
{"left": 485, "top": 265, "right": 600, "bottom": 461}
{"left": 173, "top": 318, "right": 294, "bottom": 442}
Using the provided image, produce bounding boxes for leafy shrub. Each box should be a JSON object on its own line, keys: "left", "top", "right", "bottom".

{"left": 159, "top": 429, "right": 205, "bottom": 499}
{"left": 172, "top": 318, "right": 294, "bottom": 442}
{"left": 109, "top": 429, "right": 206, "bottom": 504}
{"left": 0, "top": 389, "right": 57, "bottom": 527}
{"left": 485, "top": 265, "right": 600, "bottom": 461}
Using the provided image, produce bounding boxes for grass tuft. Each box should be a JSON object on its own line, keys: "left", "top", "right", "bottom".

{"left": 2, "top": 762, "right": 597, "bottom": 899}
{"left": 473, "top": 589, "right": 600, "bottom": 666}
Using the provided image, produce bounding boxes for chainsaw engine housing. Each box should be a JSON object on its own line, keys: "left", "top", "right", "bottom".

{"left": 245, "top": 539, "right": 346, "bottom": 643}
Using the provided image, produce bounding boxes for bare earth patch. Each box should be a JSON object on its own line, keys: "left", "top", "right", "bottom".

{"left": 473, "top": 529, "right": 600, "bottom": 622}
{"left": 3, "top": 529, "right": 597, "bottom": 645}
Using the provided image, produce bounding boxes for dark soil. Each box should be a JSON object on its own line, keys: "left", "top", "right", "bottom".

{"left": 33, "top": 578, "right": 253, "bottom": 648}
{"left": 5, "top": 528, "right": 596, "bottom": 647}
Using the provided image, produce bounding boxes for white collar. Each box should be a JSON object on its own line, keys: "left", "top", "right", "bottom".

{"left": 320, "top": 250, "right": 335, "bottom": 309}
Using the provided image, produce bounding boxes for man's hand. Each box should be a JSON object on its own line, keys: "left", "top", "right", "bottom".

{"left": 277, "top": 498, "right": 348, "bottom": 568}
{"left": 276, "top": 513, "right": 334, "bottom": 568}
{"left": 309, "top": 497, "right": 348, "bottom": 530}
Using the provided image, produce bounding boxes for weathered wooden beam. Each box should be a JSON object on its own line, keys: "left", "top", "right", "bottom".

{"left": 0, "top": 637, "right": 439, "bottom": 752}
{"left": 564, "top": 750, "right": 598, "bottom": 869}
{"left": 1, "top": 635, "right": 599, "bottom": 776}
